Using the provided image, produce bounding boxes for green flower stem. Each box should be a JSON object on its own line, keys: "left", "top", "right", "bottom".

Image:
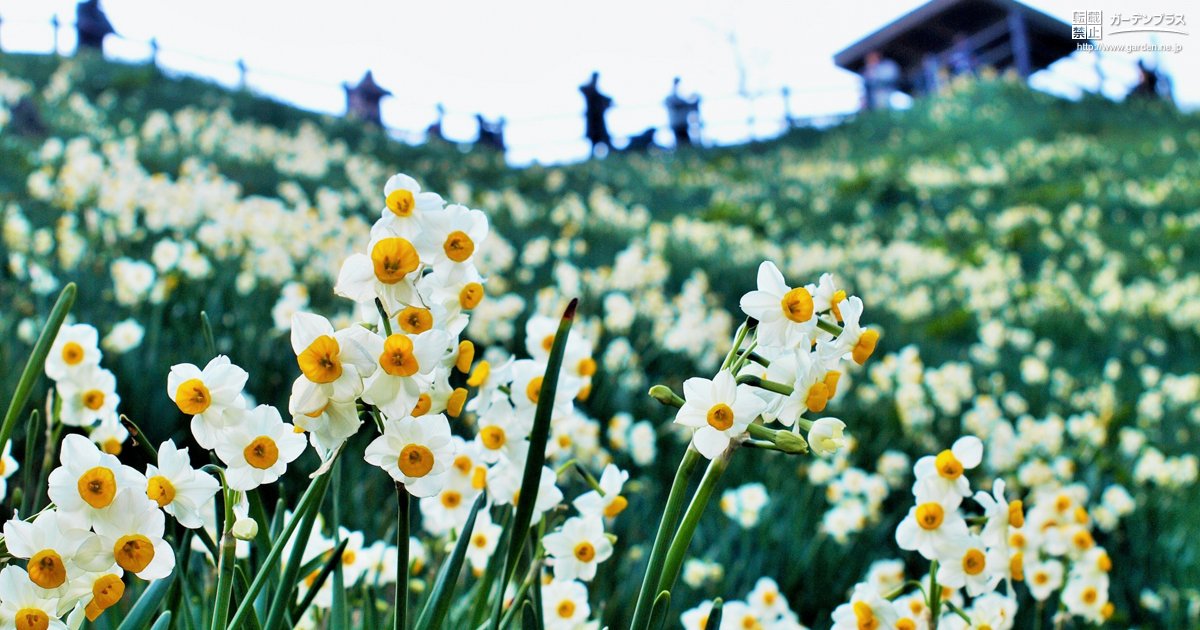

{"left": 744, "top": 421, "right": 809, "bottom": 455}
{"left": 395, "top": 482, "right": 411, "bottom": 630}
{"left": 744, "top": 351, "right": 771, "bottom": 368}
{"left": 375, "top": 298, "right": 393, "bottom": 336}
{"left": 729, "top": 341, "right": 758, "bottom": 375}
{"left": 720, "top": 320, "right": 752, "bottom": 371}
{"left": 0, "top": 282, "right": 75, "bottom": 462}
{"left": 655, "top": 450, "right": 731, "bottom": 600}
{"left": 496, "top": 558, "right": 543, "bottom": 629}
{"left": 629, "top": 446, "right": 702, "bottom": 630}
{"left": 735, "top": 374, "right": 793, "bottom": 396}
{"left": 929, "top": 560, "right": 942, "bottom": 630}
{"left": 211, "top": 483, "right": 238, "bottom": 630}
{"left": 943, "top": 600, "right": 973, "bottom": 625}
{"left": 816, "top": 317, "right": 843, "bottom": 336}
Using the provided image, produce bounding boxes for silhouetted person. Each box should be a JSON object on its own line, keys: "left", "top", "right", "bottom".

{"left": 1131, "top": 59, "right": 1161, "bottom": 99}
{"left": 862, "top": 51, "right": 900, "bottom": 110}
{"left": 580, "top": 72, "right": 613, "bottom": 157}
{"left": 75, "top": 0, "right": 115, "bottom": 54}
{"left": 665, "top": 77, "right": 700, "bottom": 147}
{"left": 475, "top": 114, "right": 506, "bottom": 152}
{"left": 426, "top": 104, "right": 446, "bottom": 142}
{"left": 625, "top": 128, "right": 658, "bottom": 153}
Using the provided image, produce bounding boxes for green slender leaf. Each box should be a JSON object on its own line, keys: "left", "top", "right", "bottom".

{"left": 647, "top": 591, "right": 671, "bottom": 630}
{"left": 200, "top": 311, "right": 216, "bottom": 356}
{"left": 630, "top": 447, "right": 701, "bottom": 630}
{"left": 468, "top": 507, "right": 512, "bottom": 628}
{"left": 234, "top": 565, "right": 264, "bottom": 630}
{"left": 707, "top": 598, "right": 725, "bottom": 630}
{"left": 292, "top": 538, "right": 349, "bottom": 622}
{"left": 116, "top": 573, "right": 174, "bottom": 630}
{"left": 331, "top": 460, "right": 348, "bottom": 630}
{"left": 414, "top": 492, "right": 487, "bottom": 630}
{"left": 229, "top": 464, "right": 334, "bottom": 629}
{"left": 0, "top": 282, "right": 75, "bottom": 455}
{"left": 148, "top": 611, "right": 172, "bottom": 630}
{"left": 520, "top": 601, "right": 538, "bottom": 630}
{"left": 490, "top": 299, "right": 577, "bottom": 630}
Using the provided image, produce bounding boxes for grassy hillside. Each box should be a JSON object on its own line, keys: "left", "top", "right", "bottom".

{"left": 2, "top": 52, "right": 1199, "bottom": 627}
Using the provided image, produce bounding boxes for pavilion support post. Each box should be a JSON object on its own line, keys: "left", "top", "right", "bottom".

{"left": 1008, "top": 9, "right": 1032, "bottom": 78}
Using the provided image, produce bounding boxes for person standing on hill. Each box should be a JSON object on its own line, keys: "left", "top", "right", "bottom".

{"left": 665, "top": 77, "right": 700, "bottom": 148}
{"left": 580, "top": 72, "right": 613, "bottom": 157}
{"left": 862, "top": 51, "right": 900, "bottom": 110}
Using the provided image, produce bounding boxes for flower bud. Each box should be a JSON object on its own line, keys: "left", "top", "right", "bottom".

{"left": 774, "top": 429, "right": 809, "bottom": 455}
{"left": 648, "top": 385, "right": 684, "bottom": 408}
{"left": 807, "top": 417, "right": 847, "bottom": 456}
{"left": 232, "top": 517, "right": 259, "bottom": 540}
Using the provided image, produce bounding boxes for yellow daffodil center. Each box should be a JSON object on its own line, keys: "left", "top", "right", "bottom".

{"left": 805, "top": 382, "right": 830, "bottom": 413}
{"left": 1033, "top": 571, "right": 1049, "bottom": 585}
{"left": 471, "top": 466, "right": 487, "bottom": 490}
{"left": 62, "top": 341, "right": 85, "bottom": 365}
{"left": 962, "top": 548, "right": 986, "bottom": 575}
{"left": 830, "top": 289, "right": 847, "bottom": 321}
{"left": 459, "top": 282, "right": 484, "bottom": 309}
{"left": 386, "top": 189, "right": 415, "bottom": 217}
{"left": 1072, "top": 529, "right": 1094, "bottom": 550}
{"left": 1082, "top": 587, "right": 1098, "bottom": 605}
{"left": 175, "top": 378, "right": 211, "bottom": 415}
{"left": 412, "top": 394, "right": 432, "bottom": 417}
{"left": 915, "top": 502, "right": 944, "bottom": 530}
{"left": 1097, "top": 552, "right": 1111, "bottom": 572}
{"left": 1074, "top": 506, "right": 1089, "bottom": 524}
{"left": 604, "top": 495, "right": 629, "bottom": 518}
{"left": 480, "top": 426, "right": 506, "bottom": 450}
{"left": 780, "top": 287, "right": 814, "bottom": 323}
{"left": 1009, "top": 531, "right": 1026, "bottom": 549}
{"left": 525, "top": 376, "right": 544, "bottom": 404}
{"left": 1055, "top": 494, "right": 1072, "bottom": 513}
{"left": 92, "top": 573, "right": 125, "bottom": 610}
{"left": 443, "top": 230, "right": 475, "bottom": 263}
{"left": 77, "top": 466, "right": 117, "bottom": 508}
{"left": 447, "top": 387, "right": 468, "bottom": 418}
{"left": 398, "top": 307, "right": 433, "bottom": 334}
{"left": 935, "top": 449, "right": 964, "bottom": 479}
{"left": 398, "top": 444, "right": 434, "bottom": 478}
{"left": 573, "top": 541, "right": 596, "bottom": 562}
{"left": 82, "top": 389, "right": 105, "bottom": 411}
{"left": 147, "top": 475, "right": 176, "bottom": 507}
{"left": 440, "top": 490, "right": 462, "bottom": 508}
{"left": 114, "top": 534, "right": 155, "bottom": 573}
{"left": 380, "top": 334, "right": 419, "bottom": 377}
{"left": 29, "top": 550, "right": 67, "bottom": 588}
{"left": 740, "top": 616, "right": 761, "bottom": 630}
{"left": 1101, "top": 602, "right": 1114, "bottom": 619}
{"left": 371, "top": 237, "right": 420, "bottom": 284}
{"left": 577, "top": 357, "right": 597, "bottom": 377}
{"left": 540, "top": 334, "right": 556, "bottom": 353}
{"left": 852, "top": 601, "right": 879, "bottom": 630}
{"left": 1008, "top": 500, "right": 1025, "bottom": 527}
{"left": 472, "top": 533, "right": 488, "bottom": 548}
{"left": 467, "top": 360, "right": 490, "bottom": 387}
{"left": 706, "top": 403, "right": 734, "bottom": 431}
{"left": 298, "top": 335, "right": 342, "bottom": 384}
{"left": 896, "top": 620, "right": 916, "bottom": 630}
{"left": 556, "top": 599, "right": 576, "bottom": 618}
{"left": 453, "top": 455, "right": 473, "bottom": 474}
{"left": 102, "top": 439, "right": 122, "bottom": 455}
{"left": 1010, "top": 552, "right": 1024, "bottom": 581}
{"left": 343, "top": 550, "right": 357, "bottom": 565}
{"left": 823, "top": 370, "right": 841, "bottom": 397}
{"left": 244, "top": 436, "right": 280, "bottom": 470}
{"left": 852, "top": 329, "right": 880, "bottom": 365}
{"left": 456, "top": 340, "right": 475, "bottom": 373}
{"left": 14, "top": 608, "right": 49, "bottom": 630}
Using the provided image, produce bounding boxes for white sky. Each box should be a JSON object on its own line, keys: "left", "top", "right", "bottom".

{"left": 1, "top": 0, "right": 1195, "bottom": 164}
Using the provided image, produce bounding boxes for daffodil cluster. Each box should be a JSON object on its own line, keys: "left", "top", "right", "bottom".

{"left": 1, "top": 431, "right": 217, "bottom": 625}
{"left": 672, "top": 262, "right": 878, "bottom": 459}
{"left": 680, "top": 578, "right": 808, "bottom": 630}
{"left": 42, "top": 323, "right": 129, "bottom": 455}
{"left": 829, "top": 435, "right": 1115, "bottom": 628}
